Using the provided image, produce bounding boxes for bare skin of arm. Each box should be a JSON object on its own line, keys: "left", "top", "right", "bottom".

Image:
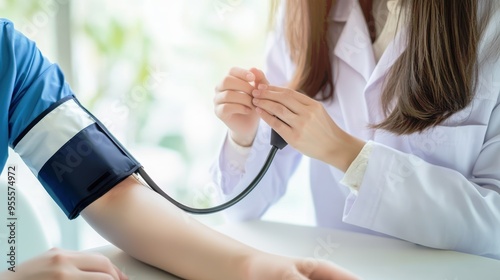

{"left": 81, "top": 176, "right": 358, "bottom": 280}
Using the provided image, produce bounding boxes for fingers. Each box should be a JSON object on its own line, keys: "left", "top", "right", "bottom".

{"left": 214, "top": 90, "right": 255, "bottom": 122}
{"left": 214, "top": 69, "right": 257, "bottom": 118}
{"left": 216, "top": 67, "right": 270, "bottom": 94}
{"left": 113, "top": 264, "right": 129, "bottom": 280}
{"left": 282, "top": 271, "right": 309, "bottom": 280}
{"left": 301, "top": 260, "right": 359, "bottom": 280}
{"left": 262, "top": 85, "right": 312, "bottom": 105}
{"left": 214, "top": 90, "right": 254, "bottom": 110}
{"left": 37, "top": 248, "right": 128, "bottom": 280}
{"left": 253, "top": 85, "right": 301, "bottom": 143}
{"left": 216, "top": 74, "right": 255, "bottom": 94}
{"left": 77, "top": 272, "right": 117, "bottom": 280}
{"left": 252, "top": 85, "right": 313, "bottom": 130}
{"left": 68, "top": 251, "right": 127, "bottom": 280}
{"left": 252, "top": 87, "right": 308, "bottom": 115}
{"left": 229, "top": 66, "right": 256, "bottom": 82}
{"left": 253, "top": 97, "right": 298, "bottom": 126}
{"left": 215, "top": 103, "right": 253, "bottom": 119}
{"left": 284, "top": 259, "right": 356, "bottom": 280}
{"left": 249, "top": 67, "right": 269, "bottom": 86}
{"left": 256, "top": 107, "right": 293, "bottom": 139}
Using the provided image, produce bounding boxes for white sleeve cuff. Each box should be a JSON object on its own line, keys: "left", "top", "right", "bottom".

{"left": 340, "top": 141, "right": 374, "bottom": 193}
{"left": 221, "top": 134, "right": 252, "bottom": 175}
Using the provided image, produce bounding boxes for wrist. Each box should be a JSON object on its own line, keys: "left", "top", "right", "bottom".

{"left": 327, "top": 133, "right": 365, "bottom": 172}
{"left": 229, "top": 131, "right": 255, "bottom": 147}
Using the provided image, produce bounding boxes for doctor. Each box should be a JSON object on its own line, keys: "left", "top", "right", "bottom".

{"left": 213, "top": 0, "right": 500, "bottom": 259}
{"left": 0, "top": 19, "right": 358, "bottom": 279}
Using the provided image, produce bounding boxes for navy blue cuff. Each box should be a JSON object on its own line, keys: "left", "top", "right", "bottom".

{"left": 13, "top": 97, "right": 141, "bottom": 219}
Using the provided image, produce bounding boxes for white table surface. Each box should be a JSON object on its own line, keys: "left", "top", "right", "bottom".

{"left": 89, "top": 220, "right": 500, "bottom": 280}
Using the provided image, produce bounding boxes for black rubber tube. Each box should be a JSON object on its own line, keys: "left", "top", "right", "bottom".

{"left": 137, "top": 146, "right": 279, "bottom": 214}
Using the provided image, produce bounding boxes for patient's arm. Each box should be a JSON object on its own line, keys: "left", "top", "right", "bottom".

{"left": 82, "top": 175, "right": 358, "bottom": 280}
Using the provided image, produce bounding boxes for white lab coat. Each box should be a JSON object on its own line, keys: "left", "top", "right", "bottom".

{"left": 212, "top": 0, "right": 500, "bottom": 259}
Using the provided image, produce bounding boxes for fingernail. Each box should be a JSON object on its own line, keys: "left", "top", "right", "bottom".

{"left": 258, "top": 84, "right": 267, "bottom": 90}
{"left": 252, "top": 89, "right": 260, "bottom": 97}
{"left": 246, "top": 72, "right": 255, "bottom": 81}
{"left": 252, "top": 98, "right": 259, "bottom": 105}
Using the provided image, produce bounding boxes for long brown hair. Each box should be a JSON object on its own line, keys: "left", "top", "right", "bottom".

{"left": 273, "top": 0, "right": 494, "bottom": 134}
{"left": 281, "top": 0, "right": 334, "bottom": 101}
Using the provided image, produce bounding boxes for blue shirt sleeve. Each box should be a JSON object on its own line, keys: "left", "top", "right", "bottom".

{"left": 0, "top": 19, "right": 140, "bottom": 219}
{"left": 1, "top": 19, "right": 73, "bottom": 170}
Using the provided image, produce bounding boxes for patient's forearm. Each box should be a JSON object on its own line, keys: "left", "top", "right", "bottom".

{"left": 82, "top": 176, "right": 254, "bottom": 280}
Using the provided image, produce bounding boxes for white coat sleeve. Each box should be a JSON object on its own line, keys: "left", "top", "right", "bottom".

{"left": 211, "top": 121, "right": 302, "bottom": 221}
{"left": 343, "top": 82, "right": 500, "bottom": 259}
{"left": 343, "top": 133, "right": 500, "bottom": 258}
{"left": 210, "top": 7, "right": 303, "bottom": 221}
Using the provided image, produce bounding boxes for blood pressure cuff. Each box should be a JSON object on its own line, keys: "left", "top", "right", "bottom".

{"left": 12, "top": 96, "right": 141, "bottom": 219}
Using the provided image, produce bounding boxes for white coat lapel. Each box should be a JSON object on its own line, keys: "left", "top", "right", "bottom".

{"left": 365, "top": 26, "right": 408, "bottom": 93}
{"left": 333, "top": 0, "right": 376, "bottom": 83}
{"left": 364, "top": 27, "right": 408, "bottom": 133}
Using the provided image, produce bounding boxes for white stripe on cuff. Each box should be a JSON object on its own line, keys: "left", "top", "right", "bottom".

{"left": 14, "top": 99, "right": 95, "bottom": 175}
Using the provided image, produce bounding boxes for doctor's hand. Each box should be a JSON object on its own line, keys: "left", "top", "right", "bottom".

{"left": 246, "top": 253, "right": 359, "bottom": 280}
{"left": 0, "top": 248, "right": 128, "bottom": 280}
{"left": 214, "top": 67, "right": 269, "bottom": 147}
{"left": 252, "top": 85, "right": 365, "bottom": 172}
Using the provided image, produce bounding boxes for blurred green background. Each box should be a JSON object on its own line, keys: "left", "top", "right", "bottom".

{"left": 0, "top": 0, "right": 314, "bottom": 251}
